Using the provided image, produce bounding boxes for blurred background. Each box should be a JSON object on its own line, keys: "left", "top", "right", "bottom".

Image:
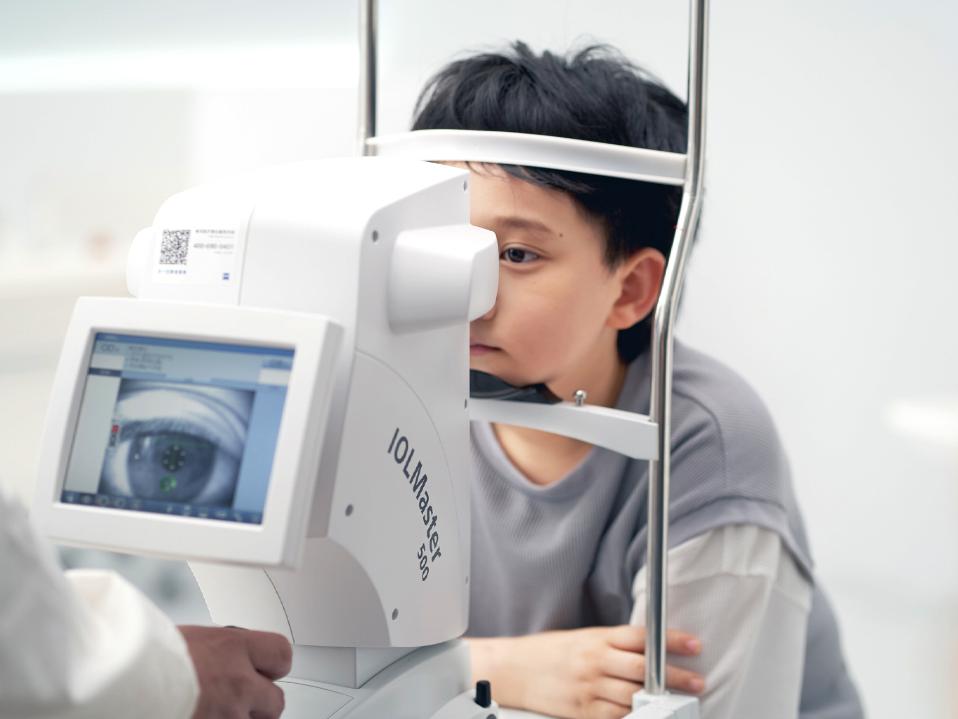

{"left": 1, "top": 1, "right": 955, "bottom": 716}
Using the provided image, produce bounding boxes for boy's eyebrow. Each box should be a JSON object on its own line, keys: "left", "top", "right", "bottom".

{"left": 491, "top": 216, "right": 557, "bottom": 237}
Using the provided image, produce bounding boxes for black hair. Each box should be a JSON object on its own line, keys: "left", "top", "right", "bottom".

{"left": 411, "top": 41, "right": 688, "bottom": 362}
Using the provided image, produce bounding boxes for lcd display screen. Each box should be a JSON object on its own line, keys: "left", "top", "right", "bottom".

{"left": 60, "top": 333, "right": 294, "bottom": 524}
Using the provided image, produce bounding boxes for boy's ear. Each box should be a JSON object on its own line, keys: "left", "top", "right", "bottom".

{"left": 606, "top": 248, "right": 666, "bottom": 330}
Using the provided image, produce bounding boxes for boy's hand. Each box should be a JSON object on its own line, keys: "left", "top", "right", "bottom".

{"left": 468, "top": 625, "right": 703, "bottom": 719}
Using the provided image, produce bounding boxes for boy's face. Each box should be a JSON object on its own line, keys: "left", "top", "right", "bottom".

{"left": 465, "top": 165, "right": 655, "bottom": 400}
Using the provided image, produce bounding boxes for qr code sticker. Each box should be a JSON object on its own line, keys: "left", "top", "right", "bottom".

{"left": 160, "top": 229, "right": 191, "bottom": 265}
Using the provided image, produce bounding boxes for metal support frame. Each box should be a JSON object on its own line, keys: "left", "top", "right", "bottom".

{"left": 645, "top": 0, "right": 709, "bottom": 695}
{"left": 358, "top": 0, "right": 377, "bottom": 155}
{"left": 357, "top": 0, "right": 710, "bottom": 700}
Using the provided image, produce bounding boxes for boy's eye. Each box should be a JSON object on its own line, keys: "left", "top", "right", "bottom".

{"left": 501, "top": 247, "right": 540, "bottom": 264}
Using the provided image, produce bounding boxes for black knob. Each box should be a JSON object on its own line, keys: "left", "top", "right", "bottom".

{"left": 475, "top": 679, "right": 492, "bottom": 708}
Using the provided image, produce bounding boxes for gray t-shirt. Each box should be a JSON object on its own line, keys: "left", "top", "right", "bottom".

{"left": 467, "top": 341, "right": 863, "bottom": 718}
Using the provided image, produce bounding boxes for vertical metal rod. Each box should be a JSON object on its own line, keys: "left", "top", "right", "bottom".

{"left": 358, "top": 0, "right": 378, "bottom": 155}
{"left": 644, "top": 0, "right": 709, "bottom": 696}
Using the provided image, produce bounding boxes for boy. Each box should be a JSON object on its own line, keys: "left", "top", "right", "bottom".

{"left": 412, "top": 43, "right": 864, "bottom": 719}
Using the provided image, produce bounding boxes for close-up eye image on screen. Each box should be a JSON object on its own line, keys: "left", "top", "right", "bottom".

{"left": 97, "top": 380, "right": 253, "bottom": 507}
{"left": 59, "top": 333, "right": 293, "bottom": 524}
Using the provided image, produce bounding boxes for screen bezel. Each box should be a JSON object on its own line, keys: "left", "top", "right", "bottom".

{"left": 33, "top": 297, "right": 342, "bottom": 568}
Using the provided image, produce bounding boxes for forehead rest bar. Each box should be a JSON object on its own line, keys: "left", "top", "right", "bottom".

{"left": 368, "top": 129, "right": 687, "bottom": 186}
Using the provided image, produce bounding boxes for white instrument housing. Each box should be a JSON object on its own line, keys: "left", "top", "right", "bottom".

{"left": 34, "top": 158, "right": 498, "bottom": 651}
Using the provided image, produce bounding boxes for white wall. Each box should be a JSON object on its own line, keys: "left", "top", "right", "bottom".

{"left": 1, "top": 1, "right": 955, "bottom": 716}
{"left": 678, "top": 4, "right": 958, "bottom": 717}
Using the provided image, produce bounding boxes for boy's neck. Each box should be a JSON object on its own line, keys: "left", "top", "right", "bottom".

{"left": 492, "top": 347, "right": 629, "bottom": 487}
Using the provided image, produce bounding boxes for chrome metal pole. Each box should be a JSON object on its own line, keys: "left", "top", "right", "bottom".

{"left": 358, "top": 0, "right": 378, "bottom": 155}
{"left": 644, "top": 0, "right": 709, "bottom": 696}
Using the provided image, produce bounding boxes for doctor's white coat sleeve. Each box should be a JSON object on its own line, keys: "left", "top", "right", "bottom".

{"left": 631, "top": 525, "right": 812, "bottom": 719}
{"left": 0, "top": 486, "right": 199, "bottom": 719}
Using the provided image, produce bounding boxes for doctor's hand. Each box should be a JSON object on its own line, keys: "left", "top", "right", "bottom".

{"left": 468, "top": 625, "right": 703, "bottom": 719}
{"left": 179, "top": 625, "right": 293, "bottom": 719}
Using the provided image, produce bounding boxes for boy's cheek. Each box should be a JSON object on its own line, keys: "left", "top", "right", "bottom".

{"left": 478, "top": 293, "right": 586, "bottom": 381}
{"left": 495, "top": 340, "right": 566, "bottom": 388}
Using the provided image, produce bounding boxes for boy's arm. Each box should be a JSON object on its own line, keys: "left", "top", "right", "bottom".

{"left": 631, "top": 524, "right": 811, "bottom": 719}
{"left": 467, "top": 624, "right": 704, "bottom": 717}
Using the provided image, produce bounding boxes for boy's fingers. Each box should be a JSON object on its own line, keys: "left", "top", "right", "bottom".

{"left": 592, "top": 676, "right": 642, "bottom": 708}
{"left": 607, "top": 625, "right": 701, "bottom": 656}
{"left": 600, "top": 647, "right": 705, "bottom": 694}
{"left": 666, "top": 664, "right": 705, "bottom": 695}
{"left": 607, "top": 624, "right": 646, "bottom": 652}
{"left": 665, "top": 629, "right": 702, "bottom": 655}
{"left": 600, "top": 646, "right": 646, "bottom": 682}
{"left": 586, "top": 698, "right": 634, "bottom": 719}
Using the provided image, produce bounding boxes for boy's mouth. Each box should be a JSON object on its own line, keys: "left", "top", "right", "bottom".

{"left": 470, "top": 343, "right": 498, "bottom": 356}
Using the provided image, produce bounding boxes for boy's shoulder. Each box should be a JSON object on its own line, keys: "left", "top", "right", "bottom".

{"left": 654, "top": 341, "right": 812, "bottom": 578}
{"left": 671, "top": 341, "right": 777, "bottom": 429}
{"left": 656, "top": 341, "right": 790, "bottom": 495}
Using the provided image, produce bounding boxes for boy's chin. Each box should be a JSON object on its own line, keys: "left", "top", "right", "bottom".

{"left": 469, "top": 359, "right": 545, "bottom": 389}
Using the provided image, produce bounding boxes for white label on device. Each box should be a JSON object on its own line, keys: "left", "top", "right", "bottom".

{"left": 154, "top": 225, "right": 246, "bottom": 288}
